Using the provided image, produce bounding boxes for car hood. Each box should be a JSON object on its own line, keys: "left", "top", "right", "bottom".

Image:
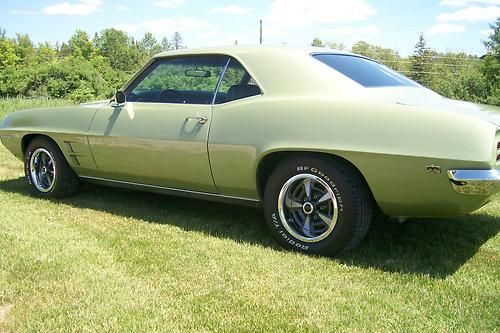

{"left": 363, "top": 87, "right": 500, "bottom": 126}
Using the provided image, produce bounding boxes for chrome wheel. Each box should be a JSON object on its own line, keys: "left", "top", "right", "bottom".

{"left": 278, "top": 174, "right": 339, "bottom": 243}
{"left": 30, "top": 148, "right": 56, "bottom": 193}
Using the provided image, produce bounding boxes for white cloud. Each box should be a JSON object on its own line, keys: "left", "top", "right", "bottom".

{"left": 263, "top": 0, "right": 377, "bottom": 40}
{"left": 114, "top": 5, "right": 128, "bottom": 11}
{"left": 42, "top": 0, "right": 101, "bottom": 15}
{"left": 427, "top": 23, "right": 466, "bottom": 35}
{"left": 153, "top": 0, "right": 185, "bottom": 8}
{"left": 266, "top": 0, "right": 376, "bottom": 30}
{"left": 440, "top": 0, "right": 500, "bottom": 6}
{"left": 198, "top": 27, "right": 256, "bottom": 46}
{"left": 112, "top": 15, "right": 214, "bottom": 37}
{"left": 320, "top": 25, "right": 381, "bottom": 36}
{"left": 10, "top": 9, "right": 37, "bottom": 15}
{"left": 437, "top": 5, "right": 500, "bottom": 22}
{"left": 480, "top": 28, "right": 493, "bottom": 35}
{"left": 205, "top": 34, "right": 249, "bottom": 46}
{"left": 142, "top": 16, "right": 211, "bottom": 34}
{"left": 208, "top": 6, "right": 251, "bottom": 15}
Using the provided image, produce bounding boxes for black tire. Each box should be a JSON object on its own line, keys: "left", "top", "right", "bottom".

{"left": 263, "top": 155, "right": 373, "bottom": 257}
{"left": 24, "top": 137, "right": 79, "bottom": 198}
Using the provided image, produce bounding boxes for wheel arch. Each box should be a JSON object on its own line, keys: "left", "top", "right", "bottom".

{"left": 256, "top": 150, "right": 376, "bottom": 204}
{"left": 22, "top": 133, "right": 60, "bottom": 155}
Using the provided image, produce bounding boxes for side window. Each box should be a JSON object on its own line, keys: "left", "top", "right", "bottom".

{"left": 215, "top": 59, "right": 261, "bottom": 104}
{"left": 126, "top": 56, "right": 228, "bottom": 104}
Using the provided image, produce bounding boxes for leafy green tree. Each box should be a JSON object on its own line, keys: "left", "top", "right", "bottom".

{"left": 37, "top": 42, "right": 57, "bottom": 64}
{"left": 68, "top": 30, "right": 95, "bottom": 59}
{"left": 58, "top": 42, "right": 71, "bottom": 58}
{"left": 325, "top": 41, "right": 346, "bottom": 51}
{"left": 351, "top": 41, "right": 403, "bottom": 71}
{"left": 0, "top": 27, "right": 165, "bottom": 102}
{"left": 311, "top": 38, "right": 324, "bottom": 47}
{"left": 483, "top": 17, "right": 500, "bottom": 58}
{"left": 0, "top": 38, "right": 19, "bottom": 69}
{"left": 14, "top": 33, "right": 35, "bottom": 65}
{"left": 139, "top": 32, "right": 162, "bottom": 56}
{"left": 351, "top": 41, "right": 370, "bottom": 56}
{"left": 311, "top": 38, "right": 346, "bottom": 50}
{"left": 431, "top": 60, "right": 488, "bottom": 103}
{"left": 95, "top": 28, "right": 131, "bottom": 70}
{"left": 481, "top": 17, "right": 500, "bottom": 105}
{"left": 482, "top": 56, "right": 500, "bottom": 105}
{"left": 409, "top": 33, "right": 433, "bottom": 86}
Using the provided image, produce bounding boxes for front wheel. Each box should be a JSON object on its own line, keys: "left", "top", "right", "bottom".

{"left": 263, "top": 155, "right": 373, "bottom": 257}
{"left": 24, "top": 137, "right": 79, "bottom": 198}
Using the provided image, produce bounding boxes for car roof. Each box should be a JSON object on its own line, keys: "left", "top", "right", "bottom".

{"left": 153, "top": 45, "right": 362, "bottom": 59}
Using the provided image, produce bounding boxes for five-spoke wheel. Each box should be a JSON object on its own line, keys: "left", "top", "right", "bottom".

{"left": 24, "top": 137, "right": 79, "bottom": 198}
{"left": 29, "top": 148, "right": 56, "bottom": 193}
{"left": 278, "top": 174, "right": 339, "bottom": 242}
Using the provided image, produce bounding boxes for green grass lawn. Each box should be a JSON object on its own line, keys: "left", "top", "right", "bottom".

{"left": 0, "top": 98, "right": 499, "bottom": 332}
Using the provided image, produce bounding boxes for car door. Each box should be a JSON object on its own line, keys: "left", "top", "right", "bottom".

{"left": 87, "top": 55, "right": 229, "bottom": 193}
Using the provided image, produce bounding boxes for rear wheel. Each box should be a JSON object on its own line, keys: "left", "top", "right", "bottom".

{"left": 24, "top": 137, "right": 79, "bottom": 198}
{"left": 263, "top": 155, "right": 373, "bottom": 257}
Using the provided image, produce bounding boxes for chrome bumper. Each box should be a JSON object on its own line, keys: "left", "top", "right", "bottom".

{"left": 448, "top": 169, "right": 500, "bottom": 195}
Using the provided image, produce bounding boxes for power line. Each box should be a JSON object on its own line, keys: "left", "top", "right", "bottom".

{"left": 381, "top": 60, "right": 476, "bottom": 67}
{"left": 398, "top": 71, "right": 462, "bottom": 75}
{"left": 353, "top": 52, "right": 483, "bottom": 61}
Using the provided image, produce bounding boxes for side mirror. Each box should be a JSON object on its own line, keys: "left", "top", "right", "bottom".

{"left": 115, "top": 91, "right": 126, "bottom": 104}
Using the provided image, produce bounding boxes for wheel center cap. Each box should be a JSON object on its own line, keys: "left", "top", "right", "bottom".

{"left": 302, "top": 202, "right": 314, "bottom": 215}
{"left": 41, "top": 166, "right": 47, "bottom": 174}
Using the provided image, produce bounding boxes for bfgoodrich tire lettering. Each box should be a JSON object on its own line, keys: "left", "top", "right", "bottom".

{"left": 24, "top": 137, "right": 79, "bottom": 198}
{"left": 263, "top": 155, "right": 373, "bottom": 257}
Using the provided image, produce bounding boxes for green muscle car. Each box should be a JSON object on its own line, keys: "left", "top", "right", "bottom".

{"left": 1, "top": 46, "right": 499, "bottom": 256}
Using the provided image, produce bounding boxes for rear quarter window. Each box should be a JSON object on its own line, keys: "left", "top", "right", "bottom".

{"left": 313, "top": 54, "right": 419, "bottom": 88}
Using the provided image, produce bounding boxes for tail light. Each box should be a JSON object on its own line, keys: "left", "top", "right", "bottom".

{"left": 497, "top": 141, "right": 500, "bottom": 163}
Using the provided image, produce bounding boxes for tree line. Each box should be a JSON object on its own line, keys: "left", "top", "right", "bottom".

{"left": 0, "top": 28, "right": 184, "bottom": 103}
{"left": 0, "top": 18, "right": 499, "bottom": 105}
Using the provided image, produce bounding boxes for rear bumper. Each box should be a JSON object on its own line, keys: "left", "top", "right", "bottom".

{"left": 448, "top": 169, "right": 500, "bottom": 195}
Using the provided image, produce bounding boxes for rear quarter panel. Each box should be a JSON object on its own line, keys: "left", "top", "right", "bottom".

{"left": 209, "top": 94, "right": 497, "bottom": 216}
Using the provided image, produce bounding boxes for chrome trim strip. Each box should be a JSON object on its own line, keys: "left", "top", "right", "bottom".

{"left": 212, "top": 57, "right": 231, "bottom": 105}
{"left": 447, "top": 169, "right": 500, "bottom": 196}
{"left": 79, "top": 176, "right": 261, "bottom": 205}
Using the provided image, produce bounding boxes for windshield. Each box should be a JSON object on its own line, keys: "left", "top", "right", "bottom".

{"left": 313, "top": 54, "right": 420, "bottom": 88}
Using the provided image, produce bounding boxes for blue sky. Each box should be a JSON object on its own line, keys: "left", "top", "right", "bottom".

{"left": 1, "top": 0, "right": 499, "bottom": 56}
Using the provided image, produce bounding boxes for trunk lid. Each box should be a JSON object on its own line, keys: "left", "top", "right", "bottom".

{"left": 363, "top": 87, "right": 500, "bottom": 126}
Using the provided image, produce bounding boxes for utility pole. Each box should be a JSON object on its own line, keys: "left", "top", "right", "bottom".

{"left": 259, "top": 19, "right": 263, "bottom": 45}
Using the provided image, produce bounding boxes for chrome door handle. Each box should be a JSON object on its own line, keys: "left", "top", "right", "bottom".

{"left": 185, "top": 116, "right": 208, "bottom": 125}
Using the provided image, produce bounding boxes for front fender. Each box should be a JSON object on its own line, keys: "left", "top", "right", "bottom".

{"left": 0, "top": 106, "right": 100, "bottom": 172}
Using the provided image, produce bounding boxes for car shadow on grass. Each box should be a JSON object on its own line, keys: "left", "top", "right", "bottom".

{"left": 1, "top": 177, "right": 498, "bottom": 279}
